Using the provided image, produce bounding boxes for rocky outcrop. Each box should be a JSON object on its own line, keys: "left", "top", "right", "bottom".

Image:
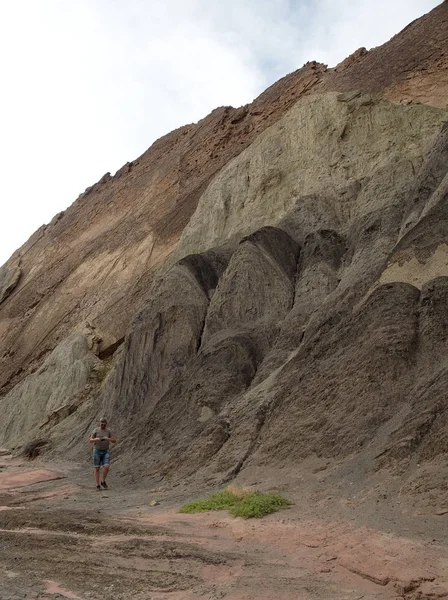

{"left": 79, "top": 89, "right": 446, "bottom": 501}
{"left": 176, "top": 92, "right": 446, "bottom": 256}
{"left": 0, "top": 259, "right": 21, "bottom": 305}
{"left": 0, "top": 3, "right": 448, "bottom": 512}
{"left": 379, "top": 123, "right": 448, "bottom": 290}
{"left": 0, "top": 63, "right": 326, "bottom": 399}
{"left": 1, "top": 3, "right": 447, "bottom": 403}
{"left": 321, "top": 1, "right": 448, "bottom": 108}
{"left": 0, "top": 334, "right": 97, "bottom": 448}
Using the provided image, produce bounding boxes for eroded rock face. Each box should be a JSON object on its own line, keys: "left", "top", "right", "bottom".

{"left": 380, "top": 123, "right": 448, "bottom": 290}
{"left": 97, "top": 227, "right": 300, "bottom": 479}
{"left": 177, "top": 92, "right": 446, "bottom": 258}
{"left": 321, "top": 1, "right": 448, "bottom": 109}
{"left": 0, "top": 3, "right": 448, "bottom": 509}
{"left": 0, "top": 334, "right": 96, "bottom": 448}
{"left": 88, "top": 89, "right": 448, "bottom": 501}
{"left": 0, "top": 260, "right": 21, "bottom": 305}
{"left": 1, "top": 3, "right": 447, "bottom": 402}
{"left": 0, "top": 63, "right": 326, "bottom": 399}
{"left": 202, "top": 227, "right": 299, "bottom": 343}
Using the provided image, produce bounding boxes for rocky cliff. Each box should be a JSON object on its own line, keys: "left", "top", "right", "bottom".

{"left": 1, "top": 2, "right": 448, "bottom": 510}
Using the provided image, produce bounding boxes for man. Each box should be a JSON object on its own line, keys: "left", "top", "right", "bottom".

{"left": 89, "top": 417, "right": 116, "bottom": 491}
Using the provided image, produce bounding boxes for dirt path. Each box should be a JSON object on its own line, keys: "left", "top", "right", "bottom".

{"left": 0, "top": 454, "right": 447, "bottom": 600}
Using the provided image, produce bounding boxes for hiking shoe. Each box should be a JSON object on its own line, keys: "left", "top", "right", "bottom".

{"left": 96, "top": 485, "right": 101, "bottom": 491}
{"left": 101, "top": 480, "right": 108, "bottom": 489}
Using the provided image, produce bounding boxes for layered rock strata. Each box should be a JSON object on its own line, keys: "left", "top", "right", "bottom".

{"left": 1, "top": 2, "right": 446, "bottom": 401}
{"left": 0, "top": 3, "right": 447, "bottom": 509}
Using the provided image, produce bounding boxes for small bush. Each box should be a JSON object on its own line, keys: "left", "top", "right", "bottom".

{"left": 179, "top": 486, "right": 290, "bottom": 519}
{"left": 179, "top": 489, "right": 239, "bottom": 513}
{"left": 230, "top": 492, "right": 291, "bottom": 519}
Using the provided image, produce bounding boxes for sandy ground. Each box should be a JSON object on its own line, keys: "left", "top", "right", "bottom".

{"left": 0, "top": 452, "right": 447, "bottom": 600}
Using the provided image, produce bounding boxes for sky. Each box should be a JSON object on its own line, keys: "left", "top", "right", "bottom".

{"left": 0, "top": 0, "right": 441, "bottom": 267}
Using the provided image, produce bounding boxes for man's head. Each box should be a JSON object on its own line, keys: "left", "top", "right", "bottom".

{"left": 100, "top": 417, "right": 107, "bottom": 429}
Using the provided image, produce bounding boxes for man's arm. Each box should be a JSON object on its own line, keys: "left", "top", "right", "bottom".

{"left": 89, "top": 432, "right": 100, "bottom": 443}
{"left": 105, "top": 432, "right": 116, "bottom": 443}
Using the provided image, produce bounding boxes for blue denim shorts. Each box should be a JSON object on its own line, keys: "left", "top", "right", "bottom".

{"left": 93, "top": 449, "right": 110, "bottom": 467}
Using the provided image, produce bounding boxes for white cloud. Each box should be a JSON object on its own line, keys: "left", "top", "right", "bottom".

{"left": 0, "top": 0, "right": 441, "bottom": 266}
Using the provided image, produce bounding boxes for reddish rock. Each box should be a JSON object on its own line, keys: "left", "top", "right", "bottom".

{"left": 0, "top": 3, "right": 446, "bottom": 400}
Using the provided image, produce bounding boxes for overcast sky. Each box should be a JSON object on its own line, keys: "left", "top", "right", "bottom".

{"left": 0, "top": 0, "right": 441, "bottom": 266}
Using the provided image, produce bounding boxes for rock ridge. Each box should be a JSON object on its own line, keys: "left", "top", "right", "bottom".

{"left": 0, "top": 3, "right": 447, "bottom": 514}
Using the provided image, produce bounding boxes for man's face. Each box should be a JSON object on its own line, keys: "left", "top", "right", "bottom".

{"left": 100, "top": 421, "right": 107, "bottom": 429}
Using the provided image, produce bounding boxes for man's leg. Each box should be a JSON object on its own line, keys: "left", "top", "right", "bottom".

{"left": 93, "top": 450, "right": 101, "bottom": 488}
{"left": 101, "top": 451, "right": 111, "bottom": 487}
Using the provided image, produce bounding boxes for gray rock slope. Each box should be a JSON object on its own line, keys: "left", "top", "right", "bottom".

{"left": 90, "top": 93, "right": 446, "bottom": 504}
{"left": 1, "top": 91, "right": 447, "bottom": 509}
{"left": 0, "top": 334, "right": 96, "bottom": 448}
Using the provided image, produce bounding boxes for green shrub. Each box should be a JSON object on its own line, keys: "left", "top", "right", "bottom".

{"left": 179, "top": 487, "right": 290, "bottom": 519}
{"left": 230, "top": 492, "right": 291, "bottom": 519}
{"left": 179, "top": 490, "right": 239, "bottom": 513}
